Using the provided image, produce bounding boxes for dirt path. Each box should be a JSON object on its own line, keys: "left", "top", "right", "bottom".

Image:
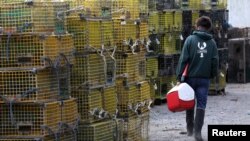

{"left": 149, "top": 83, "right": 250, "bottom": 141}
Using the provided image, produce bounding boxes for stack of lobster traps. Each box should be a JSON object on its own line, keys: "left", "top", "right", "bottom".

{"left": 0, "top": 0, "right": 78, "bottom": 140}
{"left": 111, "top": 0, "right": 151, "bottom": 141}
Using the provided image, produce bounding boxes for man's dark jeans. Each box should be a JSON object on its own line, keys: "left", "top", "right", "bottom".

{"left": 185, "top": 78, "right": 210, "bottom": 110}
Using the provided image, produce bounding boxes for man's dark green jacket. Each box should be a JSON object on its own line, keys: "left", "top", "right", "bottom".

{"left": 176, "top": 30, "right": 219, "bottom": 80}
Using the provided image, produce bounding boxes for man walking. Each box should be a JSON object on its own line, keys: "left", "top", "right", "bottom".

{"left": 176, "top": 16, "right": 219, "bottom": 141}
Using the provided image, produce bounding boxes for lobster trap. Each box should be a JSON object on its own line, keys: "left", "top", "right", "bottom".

{"left": 211, "top": 0, "right": 227, "bottom": 9}
{"left": 146, "top": 56, "right": 158, "bottom": 78}
{"left": 148, "top": 33, "right": 161, "bottom": 53}
{"left": 83, "top": 0, "right": 112, "bottom": 18}
{"left": 71, "top": 87, "right": 106, "bottom": 123}
{"left": 0, "top": 124, "right": 77, "bottom": 141}
{"left": 155, "top": 75, "right": 177, "bottom": 99}
{"left": 115, "top": 53, "right": 142, "bottom": 84}
{"left": 148, "top": 12, "right": 159, "bottom": 33}
{"left": 181, "top": 0, "right": 210, "bottom": 10}
{"left": 113, "top": 19, "right": 140, "bottom": 52}
{"left": 159, "top": 10, "right": 174, "bottom": 33}
{"left": 158, "top": 54, "right": 174, "bottom": 76}
{"left": 116, "top": 81, "right": 151, "bottom": 117}
{"left": 0, "top": 33, "right": 74, "bottom": 68}
{"left": 138, "top": 20, "right": 149, "bottom": 41}
{"left": 0, "top": 101, "right": 61, "bottom": 136}
{"left": 77, "top": 120, "right": 123, "bottom": 141}
{"left": 138, "top": 81, "right": 151, "bottom": 102}
{"left": 0, "top": 1, "right": 69, "bottom": 34}
{"left": 159, "top": 33, "right": 175, "bottom": 54}
{"left": 0, "top": 67, "right": 59, "bottom": 103}
{"left": 148, "top": 78, "right": 157, "bottom": 100}
{"left": 71, "top": 52, "right": 106, "bottom": 89}
{"left": 104, "top": 49, "right": 116, "bottom": 85}
{"left": 209, "top": 69, "right": 226, "bottom": 93}
{"left": 102, "top": 85, "right": 117, "bottom": 116}
{"left": 111, "top": 0, "right": 140, "bottom": 20}
{"left": 192, "top": 10, "right": 200, "bottom": 26}
{"left": 174, "top": 10, "right": 183, "bottom": 31}
{"left": 60, "top": 98, "right": 79, "bottom": 128}
{"left": 122, "top": 112, "right": 149, "bottom": 141}
{"left": 67, "top": 16, "right": 114, "bottom": 50}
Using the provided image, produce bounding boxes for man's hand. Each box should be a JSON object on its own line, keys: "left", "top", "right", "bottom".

{"left": 176, "top": 81, "right": 181, "bottom": 86}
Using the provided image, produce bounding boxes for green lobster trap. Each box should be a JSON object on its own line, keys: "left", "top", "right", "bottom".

{"left": 0, "top": 33, "right": 74, "bottom": 68}
{"left": 0, "top": 1, "right": 69, "bottom": 34}
{"left": 0, "top": 101, "right": 61, "bottom": 136}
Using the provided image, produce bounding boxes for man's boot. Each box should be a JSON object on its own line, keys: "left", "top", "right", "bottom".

{"left": 186, "top": 109, "right": 194, "bottom": 136}
{"left": 194, "top": 109, "right": 205, "bottom": 141}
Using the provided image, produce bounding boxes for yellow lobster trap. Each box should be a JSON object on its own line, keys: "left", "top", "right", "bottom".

{"left": 0, "top": 1, "right": 69, "bottom": 34}
{"left": 138, "top": 20, "right": 149, "bottom": 42}
{"left": 159, "top": 32, "right": 175, "bottom": 54}
{"left": 83, "top": 0, "right": 112, "bottom": 18}
{"left": 192, "top": 10, "right": 200, "bottom": 26}
{"left": 174, "top": 10, "right": 183, "bottom": 31}
{"left": 0, "top": 33, "right": 74, "bottom": 68}
{"left": 181, "top": 0, "right": 211, "bottom": 10}
{"left": 116, "top": 80, "right": 150, "bottom": 117}
{"left": 159, "top": 10, "right": 174, "bottom": 33}
{"left": 0, "top": 122, "right": 77, "bottom": 141}
{"left": 122, "top": 112, "right": 149, "bottom": 141}
{"left": 217, "top": 0, "right": 227, "bottom": 9}
{"left": 113, "top": 19, "right": 140, "bottom": 52}
{"left": 71, "top": 87, "right": 106, "bottom": 124}
{"left": 0, "top": 67, "right": 59, "bottom": 103}
{"left": 146, "top": 56, "right": 158, "bottom": 79}
{"left": 60, "top": 98, "right": 79, "bottom": 128}
{"left": 67, "top": 16, "right": 114, "bottom": 50}
{"left": 77, "top": 120, "right": 123, "bottom": 141}
{"left": 115, "top": 53, "right": 143, "bottom": 83}
{"left": 71, "top": 52, "right": 106, "bottom": 89}
{"left": 155, "top": 75, "right": 177, "bottom": 99}
{"left": 111, "top": 0, "right": 140, "bottom": 20}
{"left": 0, "top": 101, "right": 61, "bottom": 137}
{"left": 102, "top": 85, "right": 117, "bottom": 116}
{"left": 148, "top": 11, "right": 159, "bottom": 33}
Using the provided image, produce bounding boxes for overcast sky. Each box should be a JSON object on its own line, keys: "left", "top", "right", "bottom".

{"left": 228, "top": 0, "right": 250, "bottom": 27}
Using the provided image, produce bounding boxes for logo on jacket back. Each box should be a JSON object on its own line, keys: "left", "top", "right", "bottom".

{"left": 197, "top": 42, "right": 207, "bottom": 58}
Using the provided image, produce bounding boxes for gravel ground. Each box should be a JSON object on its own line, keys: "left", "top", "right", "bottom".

{"left": 148, "top": 83, "right": 250, "bottom": 141}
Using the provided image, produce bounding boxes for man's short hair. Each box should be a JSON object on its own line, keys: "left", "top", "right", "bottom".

{"left": 196, "top": 16, "right": 212, "bottom": 31}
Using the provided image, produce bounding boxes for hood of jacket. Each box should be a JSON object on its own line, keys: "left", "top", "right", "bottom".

{"left": 193, "top": 30, "right": 213, "bottom": 41}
